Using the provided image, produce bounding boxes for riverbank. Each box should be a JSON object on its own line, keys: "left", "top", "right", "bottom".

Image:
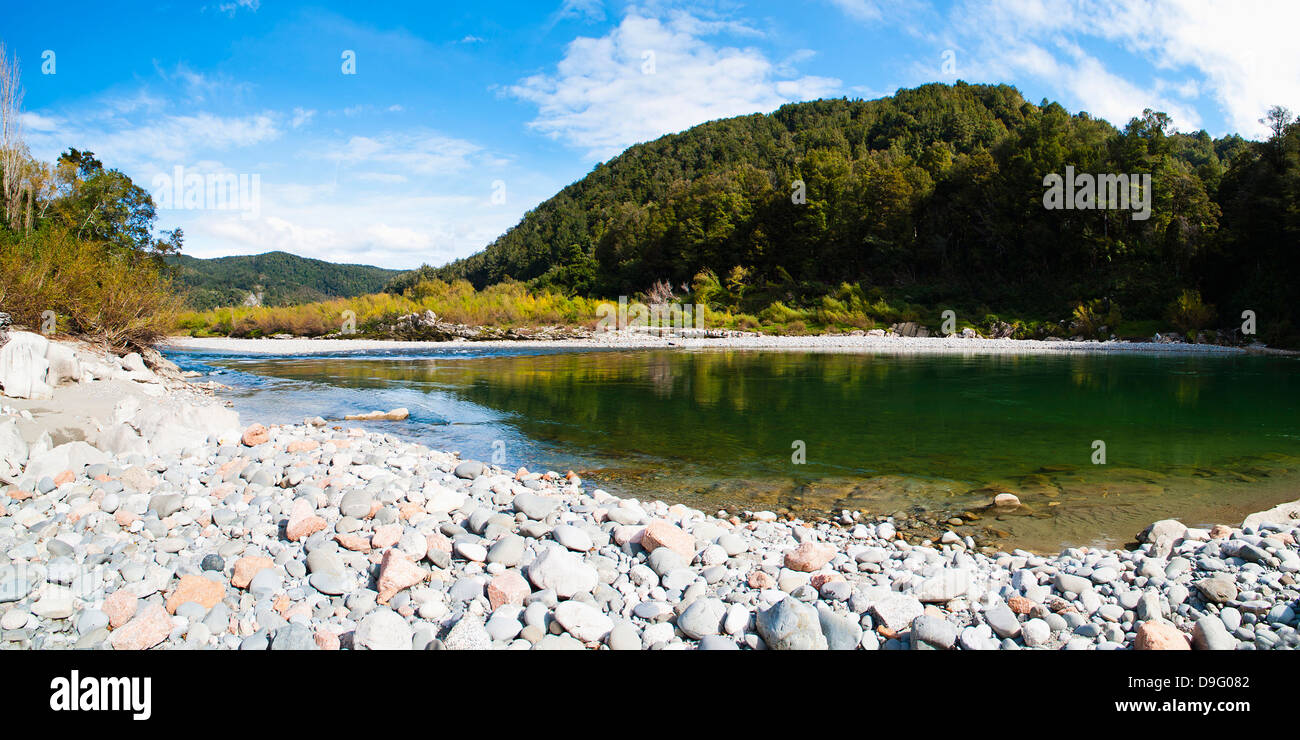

{"left": 163, "top": 331, "right": 1261, "bottom": 356}
{"left": 1, "top": 331, "right": 1297, "bottom": 650}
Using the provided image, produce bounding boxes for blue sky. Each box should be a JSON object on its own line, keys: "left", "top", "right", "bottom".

{"left": 4, "top": 0, "right": 1296, "bottom": 269}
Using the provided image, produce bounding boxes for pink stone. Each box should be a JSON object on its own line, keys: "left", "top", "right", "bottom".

{"left": 372, "top": 523, "right": 402, "bottom": 549}
{"left": 810, "top": 572, "right": 845, "bottom": 589}
{"left": 241, "top": 423, "right": 269, "bottom": 447}
{"left": 231, "top": 556, "right": 275, "bottom": 589}
{"left": 487, "top": 571, "right": 530, "bottom": 610}
{"left": 613, "top": 525, "right": 645, "bottom": 547}
{"left": 166, "top": 574, "right": 226, "bottom": 614}
{"left": 109, "top": 604, "right": 173, "bottom": 650}
{"left": 285, "top": 498, "right": 327, "bottom": 542}
{"left": 640, "top": 520, "right": 697, "bottom": 562}
{"left": 287, "top": 439, "right": 319, "bottom": 453}
{"left": 377, "top": 549, "right": 427, "bottom": 605}
{"left": 335, "top": 533, "right": 372, "bottom": 552}
{"left": 784, "top": 541, "right": 836, "bottom": 572}
{"left": 103, "top": 589, "right": 138, "bottom": 629}
{"left": 315, "top": 630, "right": 340, "bottom": 650}
{"left": 1135, "top": 620, "right": 1191, "bottom": 650}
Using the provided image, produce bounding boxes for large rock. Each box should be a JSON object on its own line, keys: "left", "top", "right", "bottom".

{"left": 756, "top": 597, "right": 828, "bottom": 650}
{"left": 22, "top": 441, "right": 108, "bottom": 483}
{"left": 0, "top": 331, "right": 52, "bottom": 400}
{"left": 1242, "top": 500, "right": 1300, "bottom": 531}
{"left": 527, "top": 546, "right": 598, "bottom": 598}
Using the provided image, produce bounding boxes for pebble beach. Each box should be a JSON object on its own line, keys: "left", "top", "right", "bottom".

{"left": 1, "top": 330, "right": 1298, "bottom": 650}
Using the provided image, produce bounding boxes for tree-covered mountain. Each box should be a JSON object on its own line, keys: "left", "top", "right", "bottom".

{"left": 169, "top": 252, "right": 401, "bottom": 310}
{"left": 394, "top": 82, "right": 1299, "bottom": 344}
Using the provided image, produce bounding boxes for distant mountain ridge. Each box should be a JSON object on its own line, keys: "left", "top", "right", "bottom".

{"left": 168, "top": 251, "right": 402, "bottom": 310}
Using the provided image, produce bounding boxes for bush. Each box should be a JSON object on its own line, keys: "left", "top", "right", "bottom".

{"left": 1071, "top": 299, "right": 1122, "bottom": 338}
{"left": 1166, "top": 290, "right": 1214, "bottom": 332}
{"left": 0, "top": 227, "right": 180, "bottom": 348}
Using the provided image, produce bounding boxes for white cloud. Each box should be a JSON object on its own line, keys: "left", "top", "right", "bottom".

{"left": 214, "top": 0, "right": 260, "bottom": 17}
{"left": 24, "top": 110, "right": 281, "bottom": 170}
{"left": 559, "top": 0, "right": 606, "bottom": 22}
{"left": 325, "top": 131, "right": 484, "bottom": 176}
{"left": 826, "top": 0, "right": 883, "bottom": 23}
{"left": 291, "top": 107, "right": 316, "bottom": 128}
{"left": 509, "top": 10, "right": 841, "bottom": 159}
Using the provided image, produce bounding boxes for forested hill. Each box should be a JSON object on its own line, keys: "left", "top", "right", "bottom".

{"left": 394, "top": 81, "right": 1300, "bottom": 344}
{"left": 169, "top": 252, "right": 401, "bottom": 310}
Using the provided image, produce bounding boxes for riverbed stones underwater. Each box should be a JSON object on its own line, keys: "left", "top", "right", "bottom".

{"left": 1, "top": 337, "right": 1299, "bottom": 650}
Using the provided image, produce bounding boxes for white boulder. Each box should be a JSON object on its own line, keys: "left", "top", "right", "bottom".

{"left": 0, "top": 331, "right": 53, "bottom": 399}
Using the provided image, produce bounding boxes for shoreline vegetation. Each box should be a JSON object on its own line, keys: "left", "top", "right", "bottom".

{"left": 0, "top": 330, "right": 1297, "bottom": 650}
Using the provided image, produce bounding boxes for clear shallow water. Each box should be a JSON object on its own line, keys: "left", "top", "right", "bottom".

{"left": 164, "top": 346, "right": 1300, "bottom": 551}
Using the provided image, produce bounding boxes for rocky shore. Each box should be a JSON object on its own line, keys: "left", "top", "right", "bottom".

{"left": 1, "top": 331, "right": 1298, "bottom": 650}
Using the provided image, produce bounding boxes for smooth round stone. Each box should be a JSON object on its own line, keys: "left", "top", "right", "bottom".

{"left": 201, "top": 554, "right": 225, "bottom": 572}
{"left": 716, "top": 533, "right": 748, "bottom": 556}
{"left": 46, "top": 539, "right": 74, "bottom": 558}
{"left": 309, "top": 572, "right": 349, "bottom": 596}
{"left": 240, "top": 632, "right": 270, "bottom": 650}
{"left": 607, "top": 621, "right": 641, "bottom": 650}
{"left": 176, "top": 602, "right": 207, "bottom": 621}
{"left": 819, "top": 580, "right": 852, "bottom": 602}
{"left": 248, "top": 569, "right": 283, "bottom": 597}
{"left": 449, "top": 577, "right": 485, "bottom": 602}
{"left": 551, "top": 524, "right": 594, "bottom": 552}
{"left": 1, "top": 608, "right": 31, "bottom": 630}
{"left": 486, "top": 535, "right": 525, "bottom": 566}
{"left": 676, "top": 598, "right": 727, "bottom": 639}
{"left": 454, "top": 542, "right": 487, "bottom": 562}
{"left": 1090, "top": 567, "right": 1118, "bottom": 584}
{"left": 910, "top": 614, "right": 957, "bottom": 650}
{"left": 486, "top": 615, "right": 523, "bottom": 642}
{"left": 697, "top": 634, "right": 739, "bottom": 650}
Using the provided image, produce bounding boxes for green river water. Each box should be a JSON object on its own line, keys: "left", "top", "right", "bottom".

{"left": 169, "top": 347, "right": 1300, "bottom": 551}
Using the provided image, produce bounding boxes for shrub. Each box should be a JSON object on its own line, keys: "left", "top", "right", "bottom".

{"left": 1166, "top": 289, "right": 1214, "bottom": 332}
{"left": 0, "top": 227, "right": 180, "bottom": 348}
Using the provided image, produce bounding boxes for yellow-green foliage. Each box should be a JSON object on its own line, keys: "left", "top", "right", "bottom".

{"left": 176, "top": 279, "right": 607, "bottom": 337}
{"left": 1166, "top": 289, "right": 1214, "bottom": 333}
{"left": 1071, "top": 299, "right": 1122, "bottom": 338}
{"left": 0, "top": 227, "right": 181, "bottom": 348}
